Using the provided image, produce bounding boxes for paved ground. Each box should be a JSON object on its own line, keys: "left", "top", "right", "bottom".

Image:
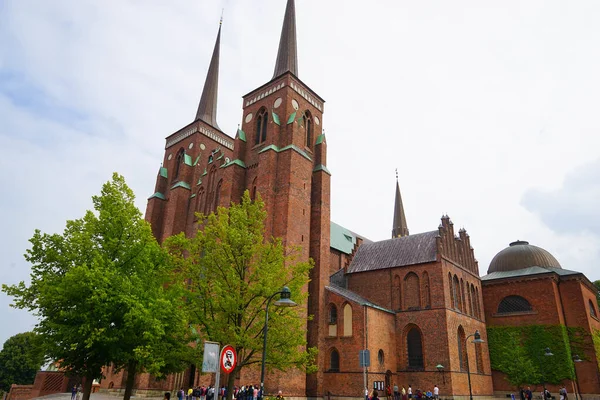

{"left": 33, "top": 393, "right": 161, "bottom": 400}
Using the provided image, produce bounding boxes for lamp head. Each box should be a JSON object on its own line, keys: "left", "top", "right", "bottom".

{"left": 436, "top": 364, "right": 444, "bottom": 371}
{"left": 274, "top": 286, "right": 297, "bottom": 307}
{"left": 473, "top": 330, "right": 485, "bottom": 343}
{"left": 544, "top": 348, "right": 554, "bottom": 357}
{"left": 573, "top": 354, "right": 583, "bottom": 363}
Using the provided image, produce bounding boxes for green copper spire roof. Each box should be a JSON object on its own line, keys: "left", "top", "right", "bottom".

{"left": 195, "top": 21, "right": 222, "bottom": 131}
{"left": 272, "top": 0, "right": 298, "bottom": 79}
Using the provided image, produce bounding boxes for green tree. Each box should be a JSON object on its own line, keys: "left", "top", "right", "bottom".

{"left": 0, "top": 332, "right": 45, "bottom": 392}
{"left": 3, "top": 173, "right": 195, "bottom": 400}
{"left": 166, "top": 191, "right": 316, "bottom": 400}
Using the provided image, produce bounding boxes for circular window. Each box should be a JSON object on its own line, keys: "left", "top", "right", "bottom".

{"left": 274, "top": 98, "right": 282, "bottom": 108}
{"left": 188, "top": 142, "right": 194, "bottom": 149}
{"left": 200, "top": 144, "right": 206, "bottom": 150}
{"left": 314, "top": 116, "right": 320, "bottom": 126}
{"left": 245, "top": 113, "right": 253, "bottom": 123}
{"left": 291, "top": 99, "right": 299, "bottom": 110}
{"left": 167, "top": 154, "right": 173, "bottom": 161}
{"left": 378, "top": 349, "right": 384, "bottom": 365}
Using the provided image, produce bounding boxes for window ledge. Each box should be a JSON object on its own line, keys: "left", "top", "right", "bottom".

{"left": 493, "top": 311, "right": 538, "bottom": 317}
{"left": 591, "top": 313, "right": 599, "bottom": 322}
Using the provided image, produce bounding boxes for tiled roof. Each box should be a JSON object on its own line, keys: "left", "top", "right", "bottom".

{"left": 326, "top": 285, "right": 394, "bottom": 314}
{"left": 481, "top": 266, "right": 581, "bottom": 281}
{"left": 347, "top": 231, "right": 438, "bottom": 274}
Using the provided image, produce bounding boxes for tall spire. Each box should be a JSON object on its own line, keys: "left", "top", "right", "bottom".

{"left": 195, "top": 20, "right": 222, "bottom": 131}
{"left": 392, "top": 170, "right": 409, "bottom": 238}
{"left": 272, "top": 0, "right": 298, "bottom": 79}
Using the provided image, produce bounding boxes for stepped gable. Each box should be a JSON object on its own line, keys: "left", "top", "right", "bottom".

{"left": 346, "top": 230, "right": 438, "bottom": 274}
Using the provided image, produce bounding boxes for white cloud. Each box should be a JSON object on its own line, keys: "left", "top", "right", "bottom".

{"left": 2, "top": 0, "right": 600, "bottom": 344}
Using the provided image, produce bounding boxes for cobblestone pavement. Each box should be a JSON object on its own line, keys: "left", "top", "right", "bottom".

{"left": 33, "top": 393, "right": 162, "bottom": 400}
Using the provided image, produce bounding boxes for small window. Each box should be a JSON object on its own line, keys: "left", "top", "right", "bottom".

{"left": 407, "top": 327, "right": 424, "bottom": 369}
{"left": 303, "top": 111, "right": 312, "bottom": 147}
{"left": 255, "top": 109, "right": 268, "bottom": 145}
{"left": 497, "top": 295, "right": 533, "bottom": 314}
{"left": 329, "top": 305, "right": 338, "bottom": 324}
{"left": 590, "top": 300, "right": 598, "bottom": 318}
{"left": 378, "top": 349, "right": 384, "bottom": 365}
{"left": 329, "top": 349, "right": 340, "bottom": 372}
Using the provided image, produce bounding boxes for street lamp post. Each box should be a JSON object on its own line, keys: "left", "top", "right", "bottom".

{"left": 572, "top": 354, "right": 583, "bottom": 400}
{"left": 436, "top": 364, "right": 445, "bottom": 385}
{"left": 536, "top": 348, "right": 554, "bottom": 399}
{"left": 465, "top": 330, "right": 485, "bottom": 400}
{"left": 260, "top": 287, "right": 297, "bottom": 400}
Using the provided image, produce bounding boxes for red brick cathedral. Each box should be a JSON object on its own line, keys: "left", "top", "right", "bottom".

{"left": 100, "top": 1, "right": 600, "bottom": 398}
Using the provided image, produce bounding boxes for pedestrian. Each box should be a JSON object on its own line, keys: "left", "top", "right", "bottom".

{"left": 178, "top": 388, "right": 185, "bottom": 400}
{"left": 71, "top": 385, "right": 77, "bottom": 400}
{"left": 188, "top": 387, "right": 193, "bottom": 400}
{"left": 433, "top": 385, "right": 439, "bottom": 400}
{"left": 401, "top": 386, "right": 407, "bottom": 400}
{"left": 365, "top": 387, "right": 370, "bottom": 400}
{"left": 559, "top": 387, "right": 568, "bottom": 400}
{"left": 372, "top": 391, "right": 379, "bottom": 400}
{"left": 76, "top": 384, "right": 83, "bottom": 400}
{"left": 386, "top": 385, "right": 392, "bottom": 400}
{"left": 393, "top": 383, "right": 399, "bottom": 400}
{"left": 275, "top": 391, "right": 285, "bottom": 400}
{"left": 408, "top": 386, "right": 412, "bottom": 399}
{"left": 525, "top": 387, "right": 532, "bottom": 400}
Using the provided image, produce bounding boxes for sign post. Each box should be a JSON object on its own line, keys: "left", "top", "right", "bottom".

{"left": 203, "top": 342, "right": 220, "bottom": 399}
{"left": 359, "top": 350, "right": 370, "bottom": 399}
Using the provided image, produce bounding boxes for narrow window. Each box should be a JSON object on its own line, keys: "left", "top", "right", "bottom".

{"left": 261, "top": 111, "right": 268, "bottom": 142}
{"left": 329, "top": 349, "right": 340, "bottom": 372}
{"left": 343, "top": 304, "right": 353, "bottom": 336}
{"left": 407, "top": 327, "right": 424, "bottom": 369}
{"left": 304, "top": 112, "right": 313, "bottom": 147}
{"left": 458, "top": 326, "right": 467, "bottom": 371}
{"left": 590, "top": 300, "right": 598, "bottom": 318}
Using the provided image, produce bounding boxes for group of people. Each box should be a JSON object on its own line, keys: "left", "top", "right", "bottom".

{"left": 368, "top": 384, "right": 440, "bottom": 400}
{"left": 71, "top": 384, "right": 83, "bottom": 400}
{"left": 519, "top": 386, "right": 569, "bottom": 400}
{"left": 175, "top": 384, "right": 284, "bottom": 400}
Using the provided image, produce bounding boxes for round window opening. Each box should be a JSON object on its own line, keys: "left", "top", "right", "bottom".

{"left": 378, "top": 349, "right": 384, "bottom": 365}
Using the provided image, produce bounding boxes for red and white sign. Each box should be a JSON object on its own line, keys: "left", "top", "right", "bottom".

{"left": 220, "top": 345, "right": 237, "bottom": 374}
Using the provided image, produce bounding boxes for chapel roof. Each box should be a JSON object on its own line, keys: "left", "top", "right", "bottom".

{"left": 346, "top": 230, "right": 438, "bottom": 274}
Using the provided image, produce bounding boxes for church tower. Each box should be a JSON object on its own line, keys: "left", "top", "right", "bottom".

{"left": 392, "top": 172, "right": 409, "bottom": 238}
{"left": 216, "top": 0, "right": 331, "bottom": 395}
{"left": 145, "top": 1, "right": 331, "bottom": 396}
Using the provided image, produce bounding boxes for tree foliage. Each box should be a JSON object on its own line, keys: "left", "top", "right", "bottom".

{"left": 165, "top": 191, "right": 316, "bottom": 398}
{"left": 0, "top": 332, "right": 45, "bottom": 392}
{"left": 2, "top": 173, "right": 195, "bottom": 400}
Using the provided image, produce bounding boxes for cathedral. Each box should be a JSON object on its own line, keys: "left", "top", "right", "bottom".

{"left": 98, "top": 1, "right": 600, "bottom": 399}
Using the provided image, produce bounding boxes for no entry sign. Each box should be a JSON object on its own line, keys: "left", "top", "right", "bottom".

{"left": 220, "top": 345, "right": 237, "bottom": 374}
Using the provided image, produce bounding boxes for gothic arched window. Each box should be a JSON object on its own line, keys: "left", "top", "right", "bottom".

{"left": 404, "top": 272, "right": 421, "bottom": 310}
{"left": 329, "top": 304, "right": 338, "bottom": 324}
{"left": 329, "top": 349, "right": 340, "bottom": 372}
{"left": 303, "top": 111, "right": 312, "bottom": 147}
{"left": 453, "top": 275, "right": 460, "bottom": 310}
{"left": 422, "top": 271, "right": 431, "bottom": 309}
{"left": 343, "top": 303, "right": 353, "bottom": 336}
{"left": 407, "top": 327, "right": 424, "bottom": 370}
{"left": 173, "top": 148, "right": 185, "bottom": 181}
{"left": 457, "top": 326, "right": 467, "bottom": 371}
{"left": 255, "top": 109, "right": 268, "bottom": 145}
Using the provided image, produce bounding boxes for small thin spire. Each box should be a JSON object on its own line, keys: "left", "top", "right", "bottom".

{"left": 392, "top": 171, "right": 409, "bottom": 238}
{"left": 272, "top": 0, "right": 298, "bottom": 79}
{"left": 195, "top": 21, "right": 222, "bottom": 130}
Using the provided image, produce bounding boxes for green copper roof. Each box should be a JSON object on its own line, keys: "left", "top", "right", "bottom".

{"left": 238, "top": 129, "right": 246, "bottom": 142}
{"left": 222, "top": 159, "right": 247, "bottom": 169}
{"left": 217, "top": 154, "right": 223, "bottom": 160}
{"left": 184, "top": 154, "right": 193, "bottom": 166}
{"left": 330, "top": 221, "right": 357, "bottom": 255}
{"left": 197, "top": 178, "right": 202, "bottom": 186}
{"left": 171, "top": 181, "right": 191, "bottom": 190}
{"left": 193, "top": 155, "right": 201, "bottom": 166}
{"left": 315, "top": 134, "right": 325, "bottom": 145}
{"left": 190, "top": 193, "right": 196, "bottom": 198}
{"left": 258, "top": 144, "right": 312, "bottom": 162}
{"left": 148, "top": 192, "right": 166, "bottom": 200}
{"left": 272, "top": 112, "right": 281, "bottom": 126}
{"left": 287, "top": 112, "right": 296, "bottom": 125}
{"left": 313, "top": 164, "right": 331, "bottom": 175}
{"left": 202, "top": 168, "right": 207, "bottom": 176}
{"left": 159, "top": 167, "right": 168, "bottom": 178}
{"left": 481, "top": 266, "right": 580, "bottom": 281}
{"left": 296, "top": 114, "right": 304, "bottom": 126}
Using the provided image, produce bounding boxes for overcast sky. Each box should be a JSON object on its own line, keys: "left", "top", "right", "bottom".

{"left": 1, "top": 0, "right": 600, "bottom": 346}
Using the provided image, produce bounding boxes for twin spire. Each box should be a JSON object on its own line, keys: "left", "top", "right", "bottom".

{"left": 194, "top": 0, "right": 299, "bottom": 129}
{"left": 392, "top": 170, "right": 409, "bottom": 238}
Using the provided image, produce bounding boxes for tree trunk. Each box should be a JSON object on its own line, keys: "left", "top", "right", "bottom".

{"left": 226, "top": 370, "right": 236, "bottom": 400}
{"left": 123, "top": 359, "right": 138, "bottom": 400}
{"left": 82, "top": 374, "right": 94, "bottom": 400}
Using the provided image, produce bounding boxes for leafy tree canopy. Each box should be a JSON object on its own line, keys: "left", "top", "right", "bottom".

{"left": 3, "top": 173, "right": 195, "bottom": 400}
{"left": 165, "top": 191, "right": 316, "bottom": 397}
{"left": 0, "top": 332, "right": 45, "bottom": 392}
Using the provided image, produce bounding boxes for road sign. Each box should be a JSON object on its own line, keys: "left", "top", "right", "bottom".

{"left": 359, "top": 349, "right": 370, "bottom": 367}
{"left": 220, "top": 345, "right": 237, "bottom": 374}
{"left": 202, "top": 342, "right": 220, "bottom": 373}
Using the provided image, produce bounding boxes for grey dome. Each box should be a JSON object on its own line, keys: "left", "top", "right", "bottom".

{"left": 487, "top": 240, "right": 561, "bottom": 274}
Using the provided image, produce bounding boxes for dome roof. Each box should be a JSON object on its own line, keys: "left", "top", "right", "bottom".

{"left": 487, "top": 240, "right": 562, "bottom": 274}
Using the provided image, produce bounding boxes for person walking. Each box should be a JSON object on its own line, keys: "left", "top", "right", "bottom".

{"left": 393, "top": 383, "right": 399, "bottom": 400}
{"left": 372, "top": 391, "right": 379, "bottom": 400}
{"left": 408, "top": 386, "right": 412, "bottom": 399}
{"left": 401, "top": 387, "right": 407, "bottom": 400}
{"left": 71, "top": 385, "right": 77, "bottom": 400}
